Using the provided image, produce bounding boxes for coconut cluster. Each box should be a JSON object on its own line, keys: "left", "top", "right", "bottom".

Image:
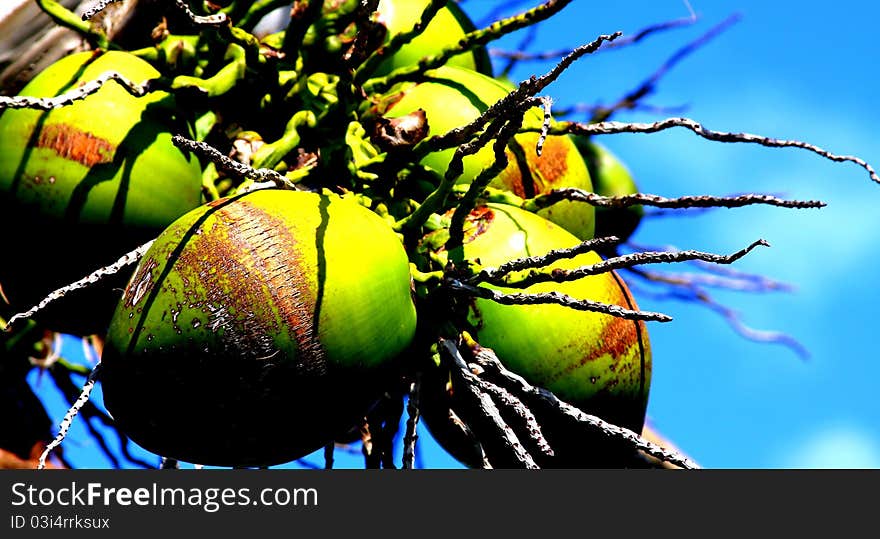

{"left": 0, "top": 0, "right": 651, "bottom": 468}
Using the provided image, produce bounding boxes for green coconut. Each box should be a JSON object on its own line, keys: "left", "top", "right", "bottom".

{"left": 0, "top": 50, "right": 202, "bottom": 334}
{"left": 575, "top": 139, "right": 644, "bottom": 243}
{"left": 371, "top": 0, "right": 493, "bottom": 77}
{"left": 101, "top": 189, "right": 418, "bottom": 467}
{"left": 420, "top": 203, "right": 651, "bottom": 466}
{"left": 379, "top": 65, "right": 596, "bottom": 239}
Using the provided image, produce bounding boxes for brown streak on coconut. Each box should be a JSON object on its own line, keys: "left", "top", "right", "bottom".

{"left": 175, "top": 199, "right": 327, "bottom": 374}
{"left": 525, "top": 134, "right": 571, "bottom": 192}
{"left": 35, "top": 123, "right": 115, "bottom": 167}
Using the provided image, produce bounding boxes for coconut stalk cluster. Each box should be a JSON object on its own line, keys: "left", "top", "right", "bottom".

{"left": 0, "top": 0, "right": 876, "bottom": 470}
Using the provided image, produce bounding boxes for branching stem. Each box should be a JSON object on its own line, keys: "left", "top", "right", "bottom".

{"left": 498, "top": 239, "right": 768, "bottom": 289}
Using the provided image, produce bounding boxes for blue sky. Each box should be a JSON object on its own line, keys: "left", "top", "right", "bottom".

{"left": 29, "top": 1, "right": 880, "bottom": 469}
{"left": 483, "top": 0, "right": 880, "bottom": 469}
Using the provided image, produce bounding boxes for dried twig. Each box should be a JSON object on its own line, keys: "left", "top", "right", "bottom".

{"left": 440, "top": 338, "right": 539, "bottom": 469}
{"left": 171, "top": 135, "right": 301, "bottom": 189}
{"left": 169, "top": 0, "right": 229, "bottom": 27}
{"left": 533, "top": 95, "right": 553, "bottom": 156}
{"left": 624, "top": 267, "right": 809, "bottom": 358}
{"left": 99, "top": 0, "right": 225, "bottom": 26}
{"left": 490, "top": 10, "right": 698, "bottom": 62}
{"left": 83, "top": 0, "right": 227, "bottom": 26}
{"left": 0, "top": 70, "right": 149, "bottom": 110}
{"left": 4, "top": 241, "right": 153, "bottom": 331}
{"left": 447, "top": 105, "right": 531, "bottom": 249}
{"left": 555, "top": 118, "right": 880, "bottom": 184}
{"left": 590, "top": 14, "right": 741, "bottom": 123}
{"left": 445, "top": 279, "right": 673, "bottom": 322}
{"left": 497, "top": 239, "right": 769, "bottom": 288}
{"left": 80, "top": 0, "right": 124, "bottom": 21}
{"left": 366, "top": 0, "right": 575, "bottom": 92}
{"left": 38, "top": 363, "right": 103, "bottom": 470}
{"left": 468, "top": 236, "right": 622, "bottom": 285}
{"left": 355, "top": 0, "right": 447, "bottom": 82}
{"left": 554, "top": 101, "right": 690, "bottom": 120}
{"left": 526, "top": 188, "right": 826, "bottom": 211}
{"left": 402, "top": 377, "right": 421, "bottom": 470}
{"left": 473, "top": 378, "right": 554, "bottom": 460}
{"left": 446, "top": 407, "right": 492, "bottom": 469}
{"left": 466, "top": 343, "right": 700, "bottom": 469}
{"left": 323, "top": 443, "right": 334, "bottom": 470}
{"left": 420, "top": 31, "right": 622, "bottom": 154}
